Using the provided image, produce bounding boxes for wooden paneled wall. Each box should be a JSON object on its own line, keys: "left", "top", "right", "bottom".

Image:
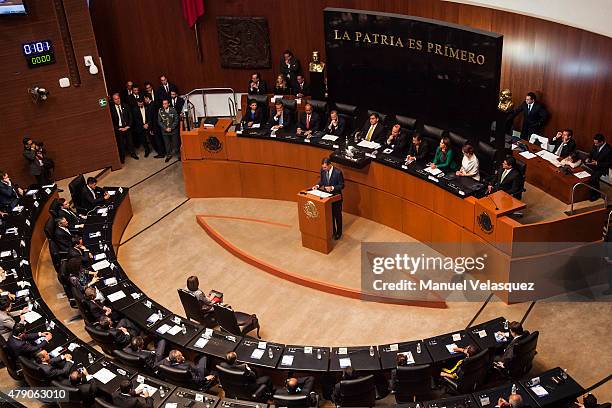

{"left": 90, "top": 0, "right": 611, "bottom": 150}
{"left": 0, "top": 0, "right": 120, "bottom": 185}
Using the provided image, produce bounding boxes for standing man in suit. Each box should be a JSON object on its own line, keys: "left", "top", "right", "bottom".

{"left": 158, "top": 99, "right": 180, "bottom": 163}
{"left": 280, "top": 50, "right": 301, "bottom": 90}
{"left": 294, "top": 74, "right": 310, "bottom": 98}
{"left": 324, "top": 110, "right": 346, "bottom": 137}
{"left": 494, "top": 321, "right": 529, "bottom": 369}
{"left": 550, "top": 129, "right": 577, "bottom": 159}
{"left": 35, "top": 349, "right": 74, "bottom": 381}
{"left": 80, "top": 177, "right": 110, "bottom": 212}
{"left": 54, "top": 217, "right": 72, "bottom": 252}
{"left": 120, "top": 80, "right": 134, "bottom": 102}
{"left": 132, "top": 99, "right": 153, "bottom": 158}
{"left": 267, "top": 100, "right": 292, "bottom": 131}
{"left": 360, "top": 113, "right": 385, "bottom": 143}
{"left": 296, "top": 103, "right": 320, "bottom": 137}
{"left": 512, "top": 92, "right": 548, "bottom": 140}
{"left": 313, "top": 157, "right": 345, "bottom": 240}
{"left": 143, "top": 94, "right": 165, "bottom": 158}
{"left": 169, "top": 91, "right": 184, "bottom": 116}
{"left": 158, "top": 75, "right": 178, "bottom": 102}
{"left": 144, "top": 82, "right": 159, "bottom": 105}
{"left": 585, "top": 133, "right": 612, "bottom": 201}
{"left": 112, "top": 379, "right": 153, "bottom": 408}
{"left": 110, "top": 93, "right": 138, "bottom": 163}
{"left": 0, "top": 171, "right": 23, "bottom": 212}
{"left": 22, "top": 137, "right": 46, "bottom": 185}
{"left": 242, "top": 100, "right": 263, "bottom": 129}
{"left": 247, "top": 72, "right": 268, "bottom": 95}
{"left": 487, "top": 156, "right": 523, "bottom": 197}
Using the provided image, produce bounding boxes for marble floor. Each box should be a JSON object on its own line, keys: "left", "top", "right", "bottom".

{"left": 4, "top": 149, "right": 610, "bottom": 406}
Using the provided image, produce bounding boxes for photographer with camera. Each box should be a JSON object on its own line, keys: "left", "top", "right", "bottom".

{"left": 22, "top": 137, "right": 54, "bottom": 185}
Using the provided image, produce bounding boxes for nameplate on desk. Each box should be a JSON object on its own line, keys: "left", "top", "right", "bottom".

{"left": 458, "top": 191, "right": 465, "bottom": 196}
{"left": 281, "top": 355, "right": 294, "bottom": 366}
{"left": 333, "top": 144, "right": 339, "bottom": 149}
{"left": 25, "top": 219, "right": 30, "bottom": 226}
{"left": 89, "top": 231, "right": 102, "bottom": 238}
{"left": 389, "top": 344, "right": 399, "bottom": 351}
{"left": 365, "top": 152, "right": 377, "bottom": 158}
{"left": 304, "top": 138, "right": 311, "bottom": 143}
{"left": 304, "top": 346, "right": 312, "bottom": 354}
{"left": 33, "top": 201, "right": 39, "bottom": 208}
{"left": 428, "top": 175, "right": 440, "bottom": 183}
{"left": 270, "top": 134, "right": 277, "bottom": 138}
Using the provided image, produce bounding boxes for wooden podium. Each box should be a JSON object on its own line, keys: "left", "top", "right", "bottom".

{"left": 181, "top": 118, "right": 233, "bottom": 160}
{"left": 297, "top": 190, "right": 342, "bottom": 254}
{"left": 473, "top": 191, "right": 526, "bottom": 241}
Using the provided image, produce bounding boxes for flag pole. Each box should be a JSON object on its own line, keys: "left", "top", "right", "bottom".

{"left": 194, "top": 21, "right": 203, "bottom": 62}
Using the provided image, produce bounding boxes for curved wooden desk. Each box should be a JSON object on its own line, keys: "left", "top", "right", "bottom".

{"left": 181, "top": 127, "right": 609, "bottom": 303}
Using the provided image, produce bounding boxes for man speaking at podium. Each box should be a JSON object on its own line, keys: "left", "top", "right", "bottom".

{"left": 313, "top": 158, "right": 344, "bottom": 240}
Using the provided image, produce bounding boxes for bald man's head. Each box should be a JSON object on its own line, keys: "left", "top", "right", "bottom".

{"left": 286, "top": 377, "right": 299, "bottom": 393}
{"left": 509, "top": 394, "right": 524, "bottom": 407}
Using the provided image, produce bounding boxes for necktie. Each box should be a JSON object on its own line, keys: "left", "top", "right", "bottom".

{"left": 500, "top": 169, "right": 509, "bottom": 183}
{"left": 117, "top": 105, "right": 123, "bottom": 126}
{"left": 165, "top": 85, "right": 168, "bottom": 93}
{"left": 306, "top": 114, "right": 310, "bottom": 129}
{"left": 528, "top": 104, "right": 532, "bottom": 113}
{"left": 366, "top": 125, "right": 375, "bottom": 141}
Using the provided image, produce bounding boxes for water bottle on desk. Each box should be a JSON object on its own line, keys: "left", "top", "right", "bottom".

{"left": 417, "top": 343, "right": 421, "bottom": 354}
{"left": 181, "top": 323, "right": 187, "bottom": 335}
{"left": 268, "top": 347, "right": 273, "bottom": 359}
{"left": 511, "top": 383, "right": 517, "bottom": 394}
{"left": 369, "top": 345, "right": 375, "bottom": 357}
{"left": 88, "top": 353, "right": 94, "bottom": 365}
{"left": 316, "top": 348, "right": 322, "bottom": 360}
{"left": 503, "top": 320, "right": 509, "bottom": 330}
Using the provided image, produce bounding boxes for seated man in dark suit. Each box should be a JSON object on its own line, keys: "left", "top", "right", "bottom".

{"left": 406, "top": 133, "right": 430, "bottom": 163}
{"left": 359, "top": 113, "right": 385, "bottom": 143}
{"left": 65, "top": 368, "right": 98, "bottom": 405}
{"left": 494, "top": 321, "right": 529, "bottom": 369}
{"left": 487, "top": 156, "right": 523, "bottom": 197}
{"left": 574, "top": 393, "right": 610, "bottom": 408}
{"left": 6, "top": 323, "right": 52, "bottom": 359}
{"left": 68, "top": 235, "right": 93, "bottom": 268}
{"left": 35, "top": 349, "right": 74, "bottom": 380}
{"left": 550, "top": 128, "right": 577, "bottom": 159}
{"left": 296, "top": 103, "right": 321, "bottom": 137}
{"left": 275, "top": 376, "right": 317, "bottom": 404}
{"left": 267, "top": 100, "right": 293, "bottom": 132}
{"left": 0, "top": 170, "right": 23, "bottom": 212}
{"left": 220, "top": 351, "right": 273, "bottom": 394}
{"left": 383, "top": 124, "right": 409, "bottom": 157}
{"left": 53, "top": 217, "right": 73, "bottom": 252}
{"left": 123, "top": 336, "right": 166, "bottom": 369}
{"left": 98, "top": 316, "right": 139, "bottom": 348}
{"left": 247, "top": 72, "right": 267, "bottom": 95}
{"left": 57, "top": 198, "right": 85, "bottom": 231}
{"left": 80, "top": 177, "right": 110, "bottom": 212}
{"left": 242, "top": 100, "right": 264, "bottom": 129}
{"left": 159, "top": 349, "right": 216, "bottom": 388}
{"left": 112, "top": 379, "right": 153, "bottom": 408}
{"left": 294, "top": 74, "right": 310, "bottom": 97}
{"left": 82, "top": 287, "right": 114, "bottom": 321}
{"left": 324, "top": 110, "right": 346, "bottom": 137}
{"left": 332, "top": 366, "right": 357, "bottom": 403}
{"left": 585, "top": 133, "right": 612, "bottom": 201}
{"left": 389, "top": 353, "right": 408, "bottom": 391}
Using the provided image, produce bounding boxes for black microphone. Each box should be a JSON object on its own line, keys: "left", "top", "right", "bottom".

{"left": 487, "top": 193, "right": 499, "bottom": 211}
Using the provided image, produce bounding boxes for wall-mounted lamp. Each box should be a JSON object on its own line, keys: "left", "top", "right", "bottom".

{"left": 84, "top": 55, "right": 99, "bottom": 75}
{"left": 28, "top": 86, "right": 50, "bottom": 103}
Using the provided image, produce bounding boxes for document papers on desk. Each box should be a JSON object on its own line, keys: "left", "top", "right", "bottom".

{"left": 536, "top": 149, "right": 559, "bottom": 163}
{"left": 281, "top": 355, "right": 294, "bottom": 366}
{"left": 251, "top": 123, "right": 261, "bottom": 129}
{"left": 307, "top": 189, "right": 332, "bottom": 198}
{"left": 339, "top": 357, "right": 352, "bottom": 368}
{"left": 519, "top": 151, "right": 537, "bottom": 159}
{"left": 322, "top": 134, "right": 339, "bottom": 141}
{"left": 194, "top": 338, "right": 209, "bottom": 349}
{"left": 530, "top": 385, "right": 549, "bottom": 397}
{"left": 424, "top": 167, "right": 443, "bottom": 176}
{"left": 251, "top": 348, "right": 265, "bottom": 360}
{"left": 156, "top": 324, "right": 171, "bottom": 335}
{"left": 23, "top": 310, "right": 42, "bottom": 324}
{"left": 574, "top": 171, "right": 590, "bottom": 179}
{"left": 93, "top": 367, "right": 116, "bottom": 384}
{"left": 398, "top": 351, "right": 415, "bottom": 365}
{"left": 92, "top": 259, "right": 110, "bottom": 271}
{"left": 107, "top": 290, "right": 126, "bottom": 303}
{"left": 446, "top": 343, "right": 459, "bottom": 354}
{"left": 357, "top": 140, "right": 381, "bottom": 149}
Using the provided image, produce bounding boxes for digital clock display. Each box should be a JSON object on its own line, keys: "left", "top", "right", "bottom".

{"left": 22, "top": 40, "right": 55, "bottom": 68}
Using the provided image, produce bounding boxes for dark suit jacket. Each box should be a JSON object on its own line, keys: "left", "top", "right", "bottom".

{"left": 62, "top": 378, "right": 98, "bottom": 405}
{"left": 247, "top": 80, "right": 268, "bottom": 95}
{"left": 274, "top": 376, "right": 315, "bottom": 397}
{"left": 550, "top": 138, "right": 577, "bottom": 159}
{"left": 407, "top": 140, "right": 431, "bottom": 162}
{"left": 23, "top": 148, "right": 43, "bottom": 176}
{"left": 219, "top": 361, "right": 257, "bottom": 379}
{"left": 279, "top": 57, "right": 301, "bottom": 83}
{"left": 158, "top": 82, "right": 178, "bottom": 102}
{"left": 294, "top": 81, "right": 310, "bottom": 96}
{"left": 0, "top": 181, "right": 19, "bottom": 211}
{"left": 318, "top": 167, "right": 344, "bottom": 196}
{"left": 54, "top": 227, "right": 72, "bottom": 252}
{"left": 267, "top": 108, "right": 293, "bottom": 130}
{"left": 383, "top": 132, "right": 409, "bottom": 157}
{"left": 588, "top": 143, "right": 612, "bottom": 173}
{"left": 110, "top": 103, "right": 133, "bottom": 132}
{"left": 127, "top": 93, "right": 143, "bottom": 107}
{"left": 500, "top": 333, "right": 528, "bottom": 366}
{"left": 59, "top": 207, "right": 82, "bottom": 228}
{"left": 324, "top": 117, "right": 346, "bottom": 137}
{"left": 112, "top": 391, "right": 153, "bottom": 408}
{"left": 360, "top": 122, "right": 385, "bottom": 144}
{"left": 7, "top": 333, "right": 48, "bottom": 359}
{"left": 40, "top": 356, "right": 73, "bottom": 380}
{"left": 242, "top": 108, "right": 263, "bottom": 126}
{"left": 80, "top": 186, "right": 106, "bottom": 212}
{"left": 170, "top": 97, "right": 185, "bottom": 115}
{"left": 513, "top": 102, "right": 548, "bottom": 139}
{"left": 297, "top": 111, "right": 321, "bottom": 132}
{"left": 491, "top": 167, "right": 522, "bottom": 196}
{"left": 132, "top": 105, "right": 154, "bottom": 133}
{"left": 83, "top": 298, "right": 107, "bottom": 321}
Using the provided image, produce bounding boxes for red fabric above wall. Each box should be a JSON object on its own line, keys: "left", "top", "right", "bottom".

{"left": 182, "top": 0, "right": 205, "bottom": 27}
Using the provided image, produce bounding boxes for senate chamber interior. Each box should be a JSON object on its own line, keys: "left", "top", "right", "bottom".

{"left": 0, "top": 1, "right": 611, "bottom": 407}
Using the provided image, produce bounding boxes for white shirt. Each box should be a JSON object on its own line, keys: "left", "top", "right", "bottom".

{"left": 326, "top": 167, "right": 334, "bottom": 185}
{"left": 87, "top": 186, "right": 96, "bottom": 199}
{"left": 461, "top": 155, "right": 480, "bottom": 181}
{"left": 527, "top": 103, "right": 533, "bottom": 112}
{"left": 139, "top": 106, "right": 146, "bottom": 124}
{"left": 115, "top": 104, "right": 123, "bottom": 127}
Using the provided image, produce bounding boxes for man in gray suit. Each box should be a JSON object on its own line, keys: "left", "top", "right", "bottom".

{"left": 158, "top": 99, "right": 179, "bottom": 162}
{"left": 22, "top": 138, "right": 45, "bottom": 184}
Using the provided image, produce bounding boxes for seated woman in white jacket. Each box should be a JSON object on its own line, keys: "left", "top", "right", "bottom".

{"left": 456, "top": 144, "right": 480, "bottom": 181}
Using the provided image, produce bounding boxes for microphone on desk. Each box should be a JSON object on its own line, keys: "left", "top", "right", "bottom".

{"left": 487, "top": 193, "right": 499, "bottom": 211}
